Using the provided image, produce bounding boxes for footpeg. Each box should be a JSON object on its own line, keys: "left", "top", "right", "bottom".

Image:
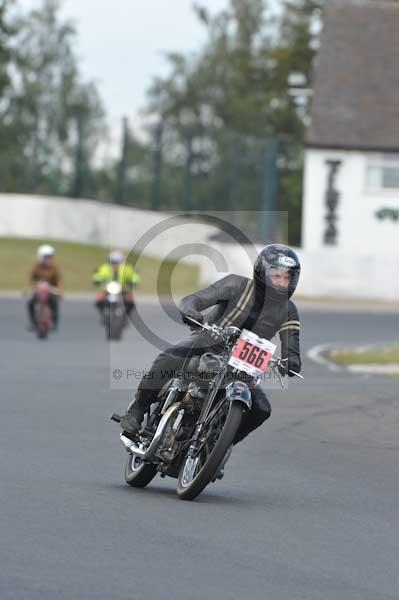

{"left": 110, "top": 413, "right": 122, "bottom": 423}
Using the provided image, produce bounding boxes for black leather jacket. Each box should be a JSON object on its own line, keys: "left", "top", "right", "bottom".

{"left": 179, "top": 274, "right": 301, "bottom": 375}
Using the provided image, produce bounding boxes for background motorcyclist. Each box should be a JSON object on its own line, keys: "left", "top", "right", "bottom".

{"left": 27, "top": 244, "right": 61, "bottom": 329}
{"left": 120, "top": 244, "right": 302, "bottom": 445}
{"left": 93, "top": 250, "right": 140, "bottom": 318}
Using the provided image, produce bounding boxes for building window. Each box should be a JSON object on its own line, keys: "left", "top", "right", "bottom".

{"left": 366, "top": 154, "right": 399, "bottom": 189}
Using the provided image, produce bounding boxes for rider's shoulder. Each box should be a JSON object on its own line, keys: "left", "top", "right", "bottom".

{"left": 287, "top": 298, "right": 300, "bottom": 318}
{"left": 214, "top": 273, "right": 249, "bottom": 290}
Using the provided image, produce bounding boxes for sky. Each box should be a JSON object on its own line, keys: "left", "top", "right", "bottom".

{"left": 19, "top": 0, "right": 230, "bottom": 129}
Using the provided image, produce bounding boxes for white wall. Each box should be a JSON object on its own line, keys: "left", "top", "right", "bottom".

{"left": 296, "top": 248, "right": 399, "bottom": 301}
{"left": 199, "top": 243, "right": 399, "bottom": 301}
{"left": 0, "top": 194, "right": 258, "bottom": 299}
{"left": 303, "top": 149, "right": 399, "bottom": 255}
{"left": 0, "top": 193, "right": 219, "bottom": 268}
{"left": 1, "top": 193, "right": 398, "bottom": 301}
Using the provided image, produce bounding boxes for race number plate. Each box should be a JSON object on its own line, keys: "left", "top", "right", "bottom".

{"left": 228, "top": 329, "right": 276, "bottom": 377}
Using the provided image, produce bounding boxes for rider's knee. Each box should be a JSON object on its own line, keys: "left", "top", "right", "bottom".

{"left": 251, "top": 390, "right": 271, "bottom": 421}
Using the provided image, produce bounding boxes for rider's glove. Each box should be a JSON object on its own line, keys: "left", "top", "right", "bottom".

{"left": 279, "top": 357, "right": 301, "bottom": 377}
{"left": 181, "top": 308, "right": 204, "bottom": 327}
{"left": 278, "top": 358, "right": 289, "bottom": 377}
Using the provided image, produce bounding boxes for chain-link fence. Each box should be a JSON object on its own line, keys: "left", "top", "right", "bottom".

{"left": 128, "top": 127, "right": 290, "bottom": 244}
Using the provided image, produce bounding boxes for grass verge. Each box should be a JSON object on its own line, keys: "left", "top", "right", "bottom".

{"left": 0, "top": 237, "right": 199, "bottom": 295}
{"left": 329, "top": 348, "right": 399, "bottom": 366}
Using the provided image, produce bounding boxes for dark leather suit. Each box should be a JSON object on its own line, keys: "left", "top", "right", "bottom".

{"left": 134, "top": 274, "right": 301, "bottom": 443}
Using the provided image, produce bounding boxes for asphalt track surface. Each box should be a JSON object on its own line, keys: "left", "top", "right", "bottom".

{"left": 1, "top": 298, "right": 399, "bottom": 600}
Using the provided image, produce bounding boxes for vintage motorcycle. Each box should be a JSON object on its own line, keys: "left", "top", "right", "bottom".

{"left": 111, "top": 317, "right": 302, "bottom": 501}
{"left": 32, "top": 281, "right": 56, "bottom": 339}
{"left": 101, "top": 281, "right": 130, "bottom": 341}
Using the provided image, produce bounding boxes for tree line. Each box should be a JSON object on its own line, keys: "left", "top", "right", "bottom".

{"left": 0, "top": 0, "right": 324, "bottom": 244}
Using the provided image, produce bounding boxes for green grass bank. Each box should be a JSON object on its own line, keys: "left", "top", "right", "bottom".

{"left": 0, "top": 237, "right": 199, "bottom": 295}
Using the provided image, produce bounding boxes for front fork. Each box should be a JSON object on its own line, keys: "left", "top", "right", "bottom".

{"left": 187, "top": 367, "right": 228, "bottom": 459}
{"left": 161, "top": 379, "right": 185, "bottom": 414}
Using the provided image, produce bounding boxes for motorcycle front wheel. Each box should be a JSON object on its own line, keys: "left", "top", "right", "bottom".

{"left": 106, "top": 306, "right": 124, "bottom": 341}
{"left": 36, "top": 305, "right": 50, "bottom": 339}
{"left": 176, "top": 401, "right": 244, "bottom": 501}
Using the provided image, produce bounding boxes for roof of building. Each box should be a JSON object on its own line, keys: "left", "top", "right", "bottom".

{"left": 307, "top": 0, "right": 399, "bottom": 152}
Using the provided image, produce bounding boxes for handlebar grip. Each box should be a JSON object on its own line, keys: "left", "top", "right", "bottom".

{"left": 184, "top": 315, "right": 204, "bottom": 328}
{"left": 289, "top": 370, "right": 304, "bottom": 379}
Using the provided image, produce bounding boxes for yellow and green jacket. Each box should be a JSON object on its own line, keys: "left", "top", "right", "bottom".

{"left": 93, "top": 263, "right": 140, "bottom": 290}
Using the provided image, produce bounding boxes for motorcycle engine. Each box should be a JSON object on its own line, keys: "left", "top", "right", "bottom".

{"left": 157, "top": 409, "right": 184, "bottom": 463}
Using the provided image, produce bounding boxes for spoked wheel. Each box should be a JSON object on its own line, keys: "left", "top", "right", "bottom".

{"left": 106, "top": 307, "right": 114, "bottom": 340}
{"left": 106, "top": 307, "right": 124, "bottom": 340}
{"left": 176, "top": 401, "right": 244, "bottom": 501}
{"left": 37, "top": 326, "right": 48, "bottom": 339}
{"left": 125, "top": 453, "right": 157, "bottom": 488}
{"left": 36, "top": 305, "right": 50, "bottom": 339}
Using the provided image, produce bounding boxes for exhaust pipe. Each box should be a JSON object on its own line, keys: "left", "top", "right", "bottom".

{"left": 120, "top": 434, "right": 146, "bottom": 457}
{"left": 120, "top": 403, "right": 182, "bottom": 461}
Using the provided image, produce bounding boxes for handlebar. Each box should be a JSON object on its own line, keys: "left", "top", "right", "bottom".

{"left": 185, "top": 316, "right": 303, "bottom": 381}
{"left": 34, "top": 282, "right": 61, "bottom": 295}
{"left": 184, "top": 316, "right": 225, "bottom": 338}
{"left": 269, "top": 358, "right": 304, "bottom": 380}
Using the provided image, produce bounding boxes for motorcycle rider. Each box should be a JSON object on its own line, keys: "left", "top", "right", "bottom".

{"left": 93, "top": 250, "right": 140, "bottom": 318}
{"left": 120, "top": 244, "right": 301, "bottom": 445}
{"left": 27, "top": 244, "right": 61, "bottom": 329}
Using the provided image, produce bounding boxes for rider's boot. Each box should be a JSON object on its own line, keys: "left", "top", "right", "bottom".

{"left": 95, "top": 301, "right": 105, "bottom": 324}
{"left": 51, "top": 299, "right": 59, "bottom": 330}
{"left": 120, "top": 390, "right": 152, "bottom": 438}
{"left": 27, "top": 301, "right": 37, "bottom": 331}
{"left": 213, "top": 445, "right": 233, "bottom": 481}
{"left": 51, "top": 313, "right": 59, "bottom": 331}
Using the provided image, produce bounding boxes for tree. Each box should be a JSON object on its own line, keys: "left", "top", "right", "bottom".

{"left": 143, "top": 1, "right": 298, "bottom": 239}
{"left": 0, "top": 0, "right": 105, "bottom": 196}
{"left": 272, "top": 0, "right": 324, "bottom": 243}
{"left": 0, "top": 0, "right": 21, "bottom": 192}
{"left": 278, "top": 1, "right": 324, "bottom": 86}
{"left": 0, "top": 0, "right": 13, "bottom": 99}
{"left": 140, "top": 0, "right": 327, "bottom": 243}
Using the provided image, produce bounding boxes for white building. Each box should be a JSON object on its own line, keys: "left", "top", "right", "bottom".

{"left": 300, "top": 0, "right": 399, "bottom": 300}
{"left": 303, "top": 0, "right": 399, "bottom": 255}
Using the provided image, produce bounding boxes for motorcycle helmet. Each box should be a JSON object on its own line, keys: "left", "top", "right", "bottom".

{"left": 37, "top": 244, "right": 55, "bottom": 263}
{"left": 254, "top": 244, "right": 300, "bottom": 301}
{"left": 109, "top": 250, "right": 124, "bottom": 265}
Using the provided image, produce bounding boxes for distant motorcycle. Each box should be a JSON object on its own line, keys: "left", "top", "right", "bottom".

{"left": 32, "top": 281, "right": 54, "bottom": 339}
{"left": 101, "top": 281, "right": 130, "bottom": 341}
{"left": 111, "top": 317, "right": 303, "bottom": 501}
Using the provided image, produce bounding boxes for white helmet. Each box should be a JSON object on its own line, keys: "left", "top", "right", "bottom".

{"left": 37, "top": 244, "right": 55, "bottom": 262}
{"left": 109, "top": 250, "right": 124, "bottom": 265}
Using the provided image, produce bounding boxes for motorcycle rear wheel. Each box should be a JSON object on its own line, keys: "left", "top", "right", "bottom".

{"left": 125, "top": 454, "right": 157, "bottom": 488}
{"left": 176, "top": 401, "right": 243, "bottom": 501}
